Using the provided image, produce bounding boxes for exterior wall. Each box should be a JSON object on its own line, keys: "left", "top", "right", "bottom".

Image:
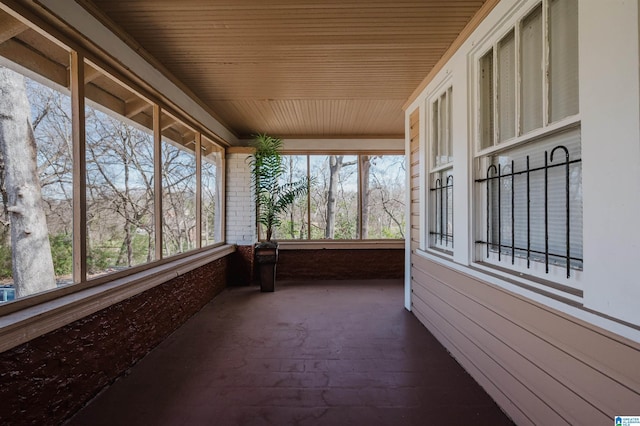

{"left": 411, "top": 256, "right": 640, "bottom": 425}
{"left": 225, "top": 151, "right": 256, "bottom": 246}
{"left": 277, "top": 248, "right": 404, "bottom": 281}
{"left": 405, "top": 0, "right": 640, "bottom": 423}
{"left": 225, "top": 151, "right": 257, "bottom": 285}
{"left": 0, "top": 258, "right": 228, "bottom": 426}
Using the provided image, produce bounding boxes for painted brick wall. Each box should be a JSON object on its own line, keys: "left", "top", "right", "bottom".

{"left": 0, "top": 258, "right": 228, "bottom": 426}
{"left": 225, "top": 152, "right": 256, "bottom": 245}
{"left": 277, "top": 249, "right": 404, "bottom": 281}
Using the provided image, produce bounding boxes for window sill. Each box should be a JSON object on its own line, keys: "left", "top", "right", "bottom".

{"left": 277, "top": 240, "right": 404, "bottom": 250}
{"left": 0, "top": 244, "right": 235, "bottom": 353}
{"left": 413, "top": 248, "right": 583, "bottom": 305}
{"left": 412, "top": 248, "right": 640, "bottom": 343}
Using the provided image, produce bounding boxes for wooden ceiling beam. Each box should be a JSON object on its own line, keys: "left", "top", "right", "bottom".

{"left": 0, "top": 38, "right": 68, "bottom": 88}
{"left": 83, "top": 66, "right": 102, "bottom": 84}
{"left": 125, "top": 97, "right": 151, "bottom": 118}
{"left": 0, "top": 11, "right": 28, "bottom": 44}
{"left": 160, "top": 115, "right": 177, "bottom": 131}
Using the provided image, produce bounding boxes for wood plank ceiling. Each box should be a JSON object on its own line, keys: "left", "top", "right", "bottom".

{"left": 82, "top": 0, "right": 486, "bottom": 140}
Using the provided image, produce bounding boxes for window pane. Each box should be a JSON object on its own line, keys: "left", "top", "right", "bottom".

{"left": 85, "top": 64, "right": 155, "bottom": 277}
{"left": 549, "top": 0, "right": 579, "bottom": 122}
{"left": 161, "top": 114, "right": 197, "bottom": 256}
{"left": 498, "top": 30, "right": 516, "bottom": 141}
{"left": 273, "top": 155, "right": 309, "bottom": 240}
{"left": 362, "top": 155, "right": 405, "bottom": 239}
{"left": 520, "top": 5, "right": 543, "bottom": 134}
{"left": 432, "top": 99, "right": 440, "bottom": 167}
{"left": 446, "top": 87, "right": 453, "bottom": 162}
{"left": 0, "top": 21, "right": 72, "bottom": 301}
{"left": 430, "top": 168, "right": 453, "bottom": 249}
{"left": 480, "top": 50, "right": 494, "bottom": 149}
{"left": 309, "top": 155, "right": 358, "bottom": 239}
{"left": 434, "top": 88, "right": 453, "bottom": 167}
{"left": 438, "top": 93, "right": 447, "bottom": 165}
{"left": 201, "top": 137, "right": 223, "bottom": 246}
{"left": 486, "top": 127, "right": 582, "bottom": 271}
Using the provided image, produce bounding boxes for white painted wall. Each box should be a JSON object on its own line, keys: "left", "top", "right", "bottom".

{"left": 580, "top": 0, "right": 640, "bottom": 326}
{"left": 225, "top": 153, "right": 256, "bottom": 245}
{"left": 406, "top": 0, "right": 640, "bottom": 338}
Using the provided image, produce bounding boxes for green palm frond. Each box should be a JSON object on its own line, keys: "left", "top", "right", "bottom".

{"left": 249, "top": 134, "right": 309, "bottom": 242}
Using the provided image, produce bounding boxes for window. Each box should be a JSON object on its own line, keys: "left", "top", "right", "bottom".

{"left": 85, "top": 63, "right": 156, "bottom": 277}
{"left": 429, "top": 87, "right": 454, "bottom": 251}
{"left": 361, "top": 155, "right": 405, "bottom": 239}
{"left": 273, "top": 154, "right": 405, "bottom": 240}
{"left": 201, "top": 137, "right": 223, "bottom": 247}
{"left": 0, "top": 19, "right": 73, "bottom": 298}
{"left": 475, "top": 0, "right": 581, "bottom": 282}
{"left": 0, "top": 10, "right": 225, "bottom": 304}
{"left": 161, "top": 113, "right": 197, "bottom": 257}
{"left": 273, "top": 155, "right": 309, "bottom": 240}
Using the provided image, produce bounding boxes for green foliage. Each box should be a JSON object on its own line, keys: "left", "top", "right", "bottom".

{"left": 50, "top": 234, "right": 73, "bottom": 276}
{"left": 131, "top": 233, "right": 151, "bottom": 265}
{"left": 87, "top": 246, "right": 112, "bottom": 274}
{"left": 249, "top": 134, "right": 309, "bottom": 242}
{"left": 0, "top": 243, "right": 12, "bottom": 279}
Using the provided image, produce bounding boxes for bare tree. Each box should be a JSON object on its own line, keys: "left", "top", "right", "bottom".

{"left": 325, "top": 155, "right": 356, "bottom": 238}
{"left": 360, "top": 155, "right": 372, "bottom": 239}
{"left": 0, "top": 66, "right": 55, "bottom": 296}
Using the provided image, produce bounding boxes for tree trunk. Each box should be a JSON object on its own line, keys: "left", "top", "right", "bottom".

{"left": 0, "top": 66, "right": 55, "bottom": 297}
{"left": 360, "top": 155, "right": 371, "bottom": 239}
{"left": 325, "top": 155, "right": 343, "bottom": 239}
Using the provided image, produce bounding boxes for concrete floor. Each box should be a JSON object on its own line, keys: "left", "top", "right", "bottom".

{"left": 68, "top": 279, "right": 513, "bottom": 425}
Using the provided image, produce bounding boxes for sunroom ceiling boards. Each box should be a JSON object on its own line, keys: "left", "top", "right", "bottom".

{"left": 79, "top": 0, "right": 487, "bottom": 141}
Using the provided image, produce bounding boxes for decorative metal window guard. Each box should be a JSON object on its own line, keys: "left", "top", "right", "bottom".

{"left": 474, "top": 145, "right": 582, "bottom": 278}
{"left": 430, "top": 175, "right": 453, "bottom": 248}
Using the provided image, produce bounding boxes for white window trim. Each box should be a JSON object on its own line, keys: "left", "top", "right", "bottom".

{"left": 413, "top": 247, "right": 640, "bottom": 344}
{"left": 468, "top": 0, "right": 582, "bottom": 294}
{"left": 425, "top": 77, "right": 455, "bottom": 256}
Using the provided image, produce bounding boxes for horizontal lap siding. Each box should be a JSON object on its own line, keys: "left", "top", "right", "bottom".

{"left": 409, "top": 110, "right": 420, "bottom": 253}
{"left": 409, "top": 255, "right": 640, "bottom": 425}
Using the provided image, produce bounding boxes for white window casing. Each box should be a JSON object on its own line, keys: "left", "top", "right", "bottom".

{"left": 472, "top": 0, "right": 581, "bottom": 294}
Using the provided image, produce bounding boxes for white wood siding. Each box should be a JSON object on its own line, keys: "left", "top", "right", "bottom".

{"left": 410, "top": 255, "right": 640, "bottom": 424}
{"left": 406, "top": 0, "right": 640, "bottom": 422}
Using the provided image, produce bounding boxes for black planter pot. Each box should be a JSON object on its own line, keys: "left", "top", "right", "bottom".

{"left": 255, "top": 244, "right": 278, "bottom": 292}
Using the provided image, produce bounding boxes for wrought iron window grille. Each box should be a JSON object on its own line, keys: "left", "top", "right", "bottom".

{"left": 475, "top": 144, "right": 582, "bottom": 278}
{"left": 430, "top": 175, "right": 453, "bottom": 249}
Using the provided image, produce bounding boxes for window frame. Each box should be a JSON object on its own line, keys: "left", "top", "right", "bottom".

{"left": 427, "top": 83, "right": 454, "bottom": 254}
{"left": 273, "top": 152, "right": 406, "bottom": 242}
{"left": 0, "top": 12, "right": 227, "bottom": 310}
{"left": 475, "top": 0, "right": 580, "bottom": 156}
{"left": 471, "top": 0, "right": 582, "bottom": 289}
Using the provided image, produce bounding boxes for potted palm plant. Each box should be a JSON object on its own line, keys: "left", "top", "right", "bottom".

{"left": 249, "top": 134, "right": 308, "bottom": 292}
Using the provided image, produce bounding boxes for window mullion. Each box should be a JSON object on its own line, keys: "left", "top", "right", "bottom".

{"left": 195, "top": 132, "right": 202, "bottom": 249}
{"left": 435, "top": 97, "right": 441, "bottom": 166}
{"left": 71, "top": 51, "right": 87, "bottom": 283}
{"left": 515, "top": 20, "right": 522, "bottom": 137}
{"left": 153, "top": 105, "right": 163, "bottom": 260}
{"left": 542, "top": 0, "right": 550, "bottom": 128}
{"left": 357, "top": 155, "right": 363, "bottom": 240}
{"left": 492, "top": 44, "right": 499, "bottom": 147}
{"left": 445, "top": 90, "right": 450, "bottom": 161}
{"left": 307, "top": 155, "right": 311, "bottom": 240}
